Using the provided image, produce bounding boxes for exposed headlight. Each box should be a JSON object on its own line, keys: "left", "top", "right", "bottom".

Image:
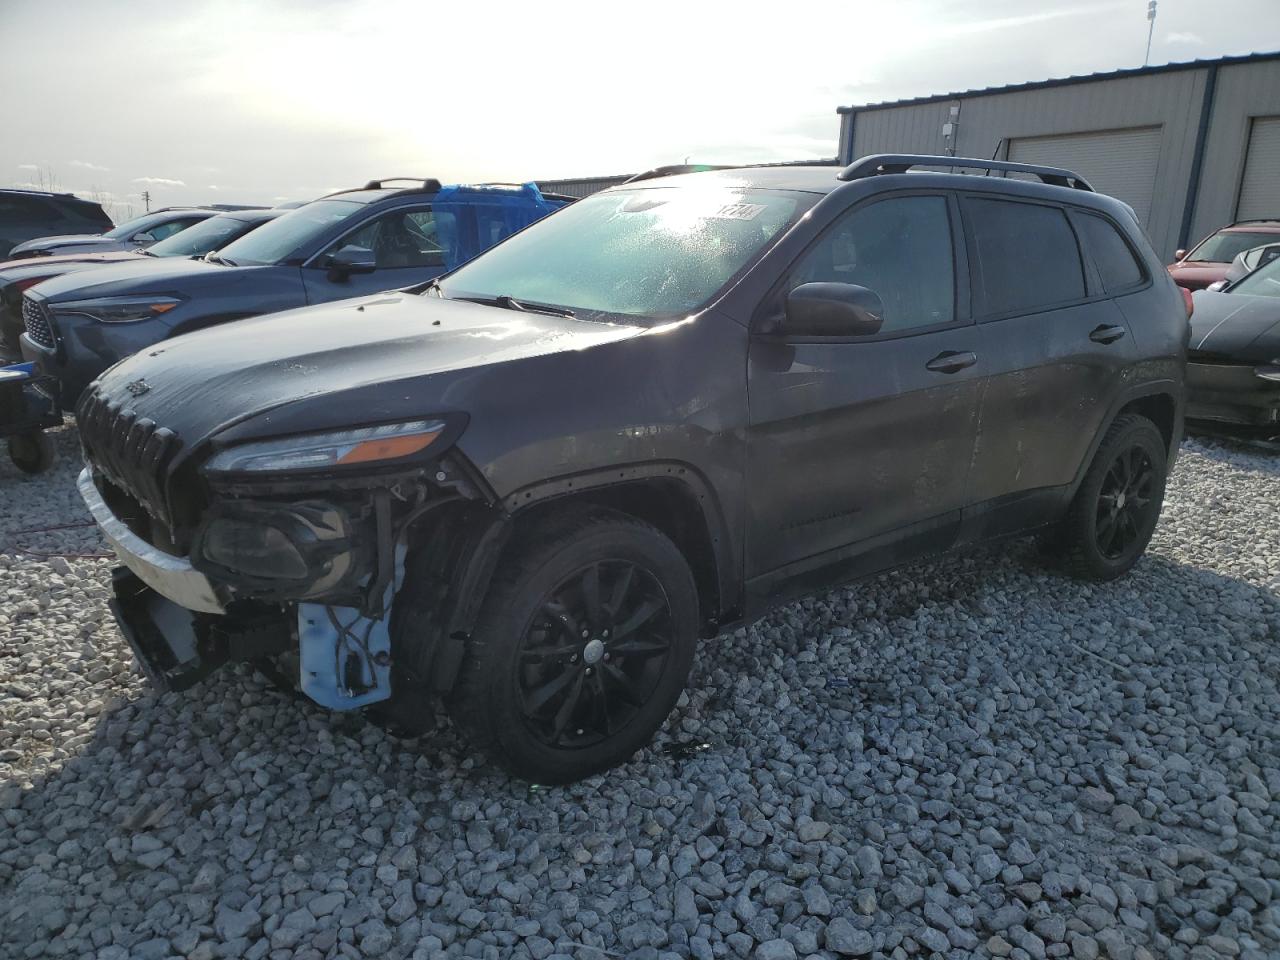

{"left": 50, "top": 294, "right": 183, "bottom": 323}
{"left": 204, "top": 419, "right": 446, "bottom": 474}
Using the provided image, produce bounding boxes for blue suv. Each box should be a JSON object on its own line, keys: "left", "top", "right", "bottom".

{"left": 21, "top": 179, "right": 566, "bottom": 403}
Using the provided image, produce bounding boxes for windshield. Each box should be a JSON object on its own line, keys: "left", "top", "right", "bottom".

{"left": 438, "top": 186, "right": 806, "bottom": 318}
{"left": 1187, "top": 230, "right": 1278, "bottom": 263}
{"left": 214, "top": 199, "right": 363, "bottom": 266}
{"left": 1230, "top": 256, "right": 1280, "bottom": 298}
{"left": 103, "top": 212, "right": 170, "bottom": 240}
{"left": 146, "top": 214, "right": 259, "bottom": 257}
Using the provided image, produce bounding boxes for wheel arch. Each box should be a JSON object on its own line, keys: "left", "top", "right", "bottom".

{"left": 1068, "top": 381, "right": 1182, "bottom": 501}
{"left": 501, "top": 462, "right": 737, "bottom": 637}
{"left": 389, "top": 460, "right": 736, "bottom": 705}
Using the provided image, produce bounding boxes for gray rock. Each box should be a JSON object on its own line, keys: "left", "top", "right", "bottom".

{"left": 824, "top": 918, "right": 874, "bottom": 956}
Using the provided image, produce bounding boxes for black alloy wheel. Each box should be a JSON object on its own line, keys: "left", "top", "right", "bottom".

{"left": 1094, "top": 446, "right": 1156, "bottom": 560}
{"left": 516, "top": 560, "right": 674, "bottom": 749}
{"left": 1047, "top": 412, "right": 1168, "bottom": 581}
{"left": 446, "top": 506, "right": 698, "bottom": 783}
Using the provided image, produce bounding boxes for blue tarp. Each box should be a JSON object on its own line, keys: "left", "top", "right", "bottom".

{"left": 433, "top": 182, "right": 562, "bottom": 271}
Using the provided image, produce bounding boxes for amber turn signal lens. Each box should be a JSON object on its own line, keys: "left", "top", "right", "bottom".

{"left": 335, "top": 430, "right": 442, "bottom": 465}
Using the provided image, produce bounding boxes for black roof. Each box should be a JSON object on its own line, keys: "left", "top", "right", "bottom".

{"left": 838, "top": 50, "right": 1280, "bottom": 114}
{"left": 1, "top": 186, "right": 103, "bottom": 205}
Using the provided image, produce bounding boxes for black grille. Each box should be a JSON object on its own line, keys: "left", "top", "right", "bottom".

{"left": 77, "top": 388, "right": 182, "bottom": 525}
{"left": 22, "top": 295, "right": 54, "bottom": 348}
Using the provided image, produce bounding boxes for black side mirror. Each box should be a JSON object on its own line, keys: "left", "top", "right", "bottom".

{"left": 328, "top": 244, "right": 376, "bottom": 280}
{"left": 132, "top": 231, "right": 156, "bottom": 245}
{"left": 784, "top": 282, "right": 884, "bottom": 337}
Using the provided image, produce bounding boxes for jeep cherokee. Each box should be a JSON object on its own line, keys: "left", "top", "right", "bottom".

{"left": 78, "top": 155, "right": 1187, "bottom": 783}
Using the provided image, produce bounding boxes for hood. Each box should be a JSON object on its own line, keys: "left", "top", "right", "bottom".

{"left": 1168, "top": 261, "right": 1227, "bottom": 291}
{"left": 88, "top": 292, "right": 646, "bottom": 450}
{"left": 1188, "top": 290, "right": 1280, "bottom": 362}
{"left": 13, "top": 234, "right": 111, "bottom": 253}
{"left": 30, "top": 255, "right": 233, "bottom": 301}
{"left": 0, "top": 250, "right": 143, "bottom": 284}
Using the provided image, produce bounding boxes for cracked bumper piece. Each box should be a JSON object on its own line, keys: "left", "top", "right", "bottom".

{"left": 78, "top": 467, "right": 225, "bottom": 613}
{"left": 108, "top": 568, "right": 227, "bottom": 692}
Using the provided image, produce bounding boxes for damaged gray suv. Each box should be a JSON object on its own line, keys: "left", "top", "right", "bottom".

{"left": 79, "top": 156, "right": 1187, "bottom": 783}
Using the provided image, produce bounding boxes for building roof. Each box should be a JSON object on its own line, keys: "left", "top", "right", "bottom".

{"left": 837, "top": 50, "right": 1280, "bottom": 115}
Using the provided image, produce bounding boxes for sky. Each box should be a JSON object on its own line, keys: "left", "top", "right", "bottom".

{"left": 3, "top": 0, "right": 1279, "bottom": 221}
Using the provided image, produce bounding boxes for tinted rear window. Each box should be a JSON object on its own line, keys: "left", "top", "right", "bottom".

{"left": 1076, "top": 213, "right": 1144, "bottom": 292}
{"left": 965, "top": 198, "right": 1086, "bottom": 316}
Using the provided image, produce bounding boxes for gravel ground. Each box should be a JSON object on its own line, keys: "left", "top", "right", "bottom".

{"left": 1, "top": 425, "right": 1278, "bottom": 960}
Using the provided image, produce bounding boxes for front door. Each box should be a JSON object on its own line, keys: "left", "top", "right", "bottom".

{"left": 746, "top": 192, "right": 984, "bottom": 588}
{"left": 301, "top": 205, "right": 451, "bottom": 303}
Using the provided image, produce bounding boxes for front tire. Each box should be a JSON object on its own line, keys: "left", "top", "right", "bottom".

{"left": 1047, "top": 413, "right": 1167, "bottom": 581}
{"left": 448, "top": 506, "right": 698, "bottom": 784}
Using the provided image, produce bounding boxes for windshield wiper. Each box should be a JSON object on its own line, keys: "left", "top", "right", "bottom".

{"left": 205, "top": 253, "right": 239, "bottom": 266}
{"left": 468, "top": 294, "right": 576, "bottom": 319}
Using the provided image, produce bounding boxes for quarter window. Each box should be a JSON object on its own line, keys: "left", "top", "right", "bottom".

{"left": 965, "top": 198, "right": 1085, "bottom": 316}
{"left": 1076, "top": 213, "right": 1144, "bottom": 292}
{"left": 789, "top": 195, "right": 955, "bottom": 333}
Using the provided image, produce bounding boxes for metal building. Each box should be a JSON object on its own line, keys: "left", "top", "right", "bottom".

{"left": 836, "top": 51, "right": 1280, "bottom": 259}
{"left": 534, "top": 175, "right": 632, "bottom": 199}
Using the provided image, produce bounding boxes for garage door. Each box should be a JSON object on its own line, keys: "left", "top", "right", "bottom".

{"left": 1237, "top": 117, "right": 1280, "bottom": 221}
{"left": 1009, "top": 127, "right": 1162, "bottom": 224}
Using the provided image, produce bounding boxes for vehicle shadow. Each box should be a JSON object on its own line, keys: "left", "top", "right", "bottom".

{"left": 2, "top": 540, "right": 1277, "bottom": 957}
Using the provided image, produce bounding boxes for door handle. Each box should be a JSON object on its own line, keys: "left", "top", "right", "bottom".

{"left": 1089, "top": 324, "right": 1126, "bottom": 345}
{"left": 926, "top": 350, "right": 978, "bottom": 374}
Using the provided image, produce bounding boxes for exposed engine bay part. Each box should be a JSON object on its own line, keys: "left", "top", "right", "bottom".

{"left": 298, "top": 545, "right": 406, "bottom": 710}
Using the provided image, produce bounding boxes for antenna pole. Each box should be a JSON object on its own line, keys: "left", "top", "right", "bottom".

{"left": 1144, "top": 0, "right": 1157, "bottom": 66}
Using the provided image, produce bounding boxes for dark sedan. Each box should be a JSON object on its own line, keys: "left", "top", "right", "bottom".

{"left": 1187, "top": 255, "right": 1280, "bottom": 433}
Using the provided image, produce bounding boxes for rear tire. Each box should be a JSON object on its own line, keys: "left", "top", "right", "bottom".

{"left": 1045, "top": 413, "right": 1167, "bottom": 581}
{"left": 8, "top": 431, "right": 55, "bottom": 474}
{"left": 448, "top": 506, "right": 698, "bottom": 784}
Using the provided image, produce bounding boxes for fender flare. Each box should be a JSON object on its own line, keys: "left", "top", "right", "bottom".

{"left": 1066, "top": 378, "right": 1183, "bottom": 501}
{"left": 501, "top": 459, "right": 739, "bottom": 624}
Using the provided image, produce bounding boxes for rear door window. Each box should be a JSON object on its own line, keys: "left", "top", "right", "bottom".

{"left": 1075, "top": 212, "right": 1145, "bottom": 292}
{"left": 963, "top": 197, "right": 1086, "bottom": 317}
{"left": 0, "top": 195, "right": 54, "bottom": 219}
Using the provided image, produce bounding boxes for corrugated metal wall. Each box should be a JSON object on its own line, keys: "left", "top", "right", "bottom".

{"left": 841, "top": 69, "right": 1207, "bottom": 258}
{"left": 1189, "top": 59, "right": 1280, "bottom": 242}
{"left": 534, "top": 176, "right": 632, "bottom": 199}
{"left": 837, "top": 57, "right": 1280, "bottom": 260}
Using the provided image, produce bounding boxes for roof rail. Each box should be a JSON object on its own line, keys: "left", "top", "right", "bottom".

{"left": 838, "top": 154, "right": 1094, "bottom": 191}
{"left": 361, "top": 177, "right": 443, "bottom": 192}
{"left": 623, "top": 164, "right": 732, "bottom": 184}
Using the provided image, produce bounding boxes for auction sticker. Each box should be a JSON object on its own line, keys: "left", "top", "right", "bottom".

{"left": 712, "top": 202, "right": 766, "bottom": 221}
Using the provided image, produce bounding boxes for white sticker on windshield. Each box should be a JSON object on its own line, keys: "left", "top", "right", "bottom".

{"left": 711, "top": 202, "right": 766, "bottom": 221}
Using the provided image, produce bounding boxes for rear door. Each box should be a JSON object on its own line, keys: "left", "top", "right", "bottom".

{"left": 301, "top": 204, "right": 451, "bottom": 303}
{"left": 746, "top": 191, "right": 984, "bottom": 582}
{"left": 962, "top": 195, "right": 1140, "bottom": 536}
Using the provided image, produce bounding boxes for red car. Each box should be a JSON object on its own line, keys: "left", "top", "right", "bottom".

{"left": 1168, "top": 219, "right": 1280, "bottom": 290}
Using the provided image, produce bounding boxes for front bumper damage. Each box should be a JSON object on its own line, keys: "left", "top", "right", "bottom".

{"left": 81, "top": 455, "right": 505, "bottom": 712}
